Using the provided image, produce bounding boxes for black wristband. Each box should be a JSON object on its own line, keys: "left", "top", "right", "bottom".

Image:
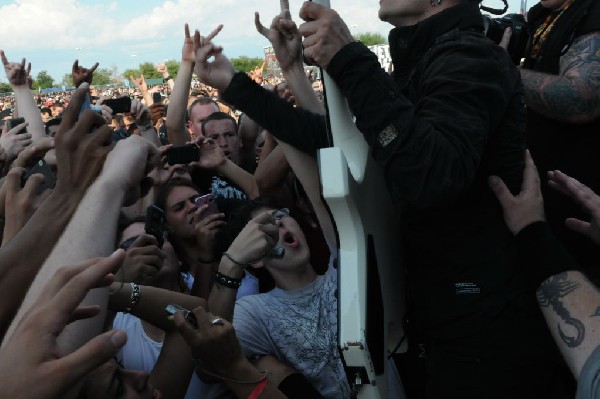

{"left": 164, "top": 75, "right": 173, "bottom": 81}
{"left": 214, "top": 271, "right": 242, "bottom": 289}
{"left": 515, "top": 221, "right": 580, "bottom": 289}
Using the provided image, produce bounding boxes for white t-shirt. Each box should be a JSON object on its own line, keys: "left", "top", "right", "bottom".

{"left": 232, "top": 266, "right": 351, "bottom": 398}
{"left": 113, "top": 313, "right": 231, "bottom": 399}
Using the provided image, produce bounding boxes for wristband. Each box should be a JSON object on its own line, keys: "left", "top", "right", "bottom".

{"left": 515, "top": 221, "right": 580, "bottom": 289}
{"left": 214, "top": 271, "right": 242, "bottom": 289}
{"left": 164, "top": 76, "right": 173, "bottom": 81}
{"left": 248, "top": 378, "right": 268, "bottom": 399}
{"left": 124, "top": 283, "right": 141, "bottom": 313}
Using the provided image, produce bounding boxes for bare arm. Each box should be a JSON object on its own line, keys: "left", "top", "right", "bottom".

{"left": 0, "top": 51, "right": 44, "bottom": 141}
{"left": 166, "top": 24, "right": 222, "bottom": 145}
{"left": 109, "top": 282, "right": 206, "bottom": 331}
{"left": 0, "top": 85, "right": 113, "bottom": 339}
{"left": 521, "top": 32, "right": 600, "bottom": 124}
{"left": 5, "top": 137, "right": 158, "bottom": 352}
{"left": 536, "top": 271, "right": 600, "bottom": 377}
{"left": 490, "top": 152, "right": 600, "bottom": 378}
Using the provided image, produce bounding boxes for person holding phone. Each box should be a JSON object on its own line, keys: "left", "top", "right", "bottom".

{"left": 154, "top": 180, "right": 259, "bottom": 302}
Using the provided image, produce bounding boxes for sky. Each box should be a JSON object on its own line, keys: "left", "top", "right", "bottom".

{"left": 0, "top": 0, "right": 526, "bottom": 84}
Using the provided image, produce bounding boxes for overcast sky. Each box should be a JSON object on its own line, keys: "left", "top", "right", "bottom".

{"left": 0, "top": 0, "right": 527, "bottom": 83}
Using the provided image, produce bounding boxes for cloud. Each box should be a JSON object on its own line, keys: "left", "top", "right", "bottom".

{"left": 0, "top": 0, "right": 526, "bottom": 80}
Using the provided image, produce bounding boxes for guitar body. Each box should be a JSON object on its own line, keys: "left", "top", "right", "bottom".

{"left": 313, "top": 1, "right": 408, "bottom": 396}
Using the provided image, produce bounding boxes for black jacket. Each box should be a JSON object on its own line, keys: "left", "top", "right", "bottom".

{"left": 327, "top": 2, "right": 531, "bottom": 338}
{"left": 224, "top": 2, "right": 533, "bottom": 339}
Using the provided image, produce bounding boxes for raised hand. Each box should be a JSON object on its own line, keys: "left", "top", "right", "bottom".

{"left": 0, "top": 122, "right": 33, "bottom": 162}
{"left": 118, "top": 235, "right": 165, "bottom": 286}
{"left": 54, "top": 83, "right": 114, "bottom": 198}
{"left": 72, "top": 60, "right": 99, "bottom": 88}
{"left": 0, "top": 252, "right": 127, "bottom": 399}
{"left": 255, "top": 1, "right": 302, "bottom": 72}
{"left": 298, "top": 2, "right": 354, "bottom": 68}
{"left": 248, "top": 61, "right": 267, "bottom": 84}
{"left": 225, "top": 211, "right": 279, "bottom": 266}
{"left": 192, "top": 25, "right": 233, "bottom": 92}
{"left": 1, "top": 50, "right": 32, "bottom": 87}
{"left": 156, "top": 63, "right": 169, "bottom": 77}
{"left": 174, "top": 306, "right": 245, "bottom": 377}
{"left": 192, "top": 205, "right": 226, "bottom": 261}
{"left": 130, "top": 73, "right": 149, "bottom": 93}
{"left": 11, "top": 137, "right": 54, "bottom": 168}
{"left": 98, "top": 135, "right": 159, "bottom": 205}
{"left": 1, "top": 167, "right": 51, "bottom": 246}
{"left": 192, "top": 137, "right": 226, "bottom": 169}
{"left": 129, "top": 99, "right": 152, "bottom": 127}
{"left": 548, "top": 170, "right": 600, "bottom": 246}
{"left": 182, "top": 23, "right": 199, "bottom": 63}
{"left": 489, "top": 150, "right": 545, "bottom": 235}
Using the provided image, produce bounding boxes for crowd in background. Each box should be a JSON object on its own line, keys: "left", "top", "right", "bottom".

{"left": 0, "top": 0, "right": 598, "bottom": 398}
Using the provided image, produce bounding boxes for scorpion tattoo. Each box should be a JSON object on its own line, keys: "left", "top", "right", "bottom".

{"left": 537, "top": 272, "right": 585, "bottom": 348}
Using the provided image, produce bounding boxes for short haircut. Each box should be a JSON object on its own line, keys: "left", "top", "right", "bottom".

{"left": 200, "top": 112, "right": 238, "bottom": 137}
{"left": 40, "top": 107, "right": 51, "bottom": 115}
{"left": 187, "top": 97, "right": 219, "bottom": 120}
{"left": 45, "top": 118, "right": 62, "bottom": 136}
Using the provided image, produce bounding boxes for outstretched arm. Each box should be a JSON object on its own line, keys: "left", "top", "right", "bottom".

{"left": 0, "top": 84, "right": 114, "bottom": 340}
{"left": 166, "top": 24, "right": 222, "bottom": 145}
{"left": 1, "top": 51, "right": 44, "bottom": 142}
{"left": 5, "top": 135, "right": 158, "bottom": 354}
{"left": 489, "top": 151, "right": 600, "bottom": 377}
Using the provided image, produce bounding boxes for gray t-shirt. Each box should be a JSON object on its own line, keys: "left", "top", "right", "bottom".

{"left": 233, "top": 266, "right": 350, "bottom": 398}
{"left": 577, "top": 344, "right": 600, "bottom": 399}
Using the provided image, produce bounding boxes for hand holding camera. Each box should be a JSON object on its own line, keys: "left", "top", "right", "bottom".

{"left": 224, "top": 211, "right": 279, "bottom": 268}
{"left": 0, "top": 121, "right": 33, "bottom": 162}
{"left": 119, "top": 234, "right": 166, "bottom": 286}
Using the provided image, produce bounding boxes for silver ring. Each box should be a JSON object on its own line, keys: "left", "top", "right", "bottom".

{"left": 210, "top": 317, "right": 224, "bottom": 326}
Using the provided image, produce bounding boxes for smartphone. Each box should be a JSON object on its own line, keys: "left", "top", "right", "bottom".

{"left": 145, "top": 205, "right": 166, "bottom": 248}
{"left": 195, "top": 194, "right": 219, "bottom": 218}
{"left": 104, "top": 96, "right": 132, "bottom": 114}
{"left": 6, "top": 117, "right": 27, "bottom": 133}
{"left": 166, "top": 144, "right": 199, "bottom": 165}
{"left": 165, "top": 304, "right": 197, "bottom": 327}
{"left": 20, "top": 158, "right": 56, "bottom": 193}
{"left": 152, "top": 92, "right": 162, "bottom": 104}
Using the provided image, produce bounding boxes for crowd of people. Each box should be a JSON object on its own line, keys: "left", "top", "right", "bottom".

{"left": 0, "top": 0, "right": 598, "bottom": 398}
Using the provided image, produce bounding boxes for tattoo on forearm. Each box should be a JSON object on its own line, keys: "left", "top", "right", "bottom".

{"left": 537, "top": 272, "right": 585, "bottom": 348}
{"left": 522, "top": 32, "right": 600, "bottom": 122}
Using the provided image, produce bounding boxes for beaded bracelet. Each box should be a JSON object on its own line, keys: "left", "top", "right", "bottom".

{"left": 124, "top": 283, "right": 141, "bottom": 313}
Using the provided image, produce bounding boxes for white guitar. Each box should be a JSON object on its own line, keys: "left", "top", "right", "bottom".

{"left": 311, "top": 1, "right": 408, "bottom": 397}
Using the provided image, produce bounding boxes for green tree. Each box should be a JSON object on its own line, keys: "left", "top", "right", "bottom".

{"left": 92, "top": 68, "right": 112, "bottom": 86}
{"left": 35, "top": 70, "right": 55, "bottom": 89}
{"left": 231, "top": 56, "right": 264, "bottom": 73}
{"left": 354, "top": 32, "right": 387, "bottom": 46}
{"left": 0, "top": 82, "right": 12, "bottom": 92}
{"left": 123, "top": 67, "right": 141, "bottom": 80}
{"left": 61, "top": 73, "right": 74, "bottom": 87}
{"left": 164, "top": 59, "right": 181, "bottom": 78}
{"left": 139, "top": 62, "right": 162, "bottom": 79}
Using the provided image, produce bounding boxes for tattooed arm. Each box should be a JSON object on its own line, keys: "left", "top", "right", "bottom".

{"left": 490, "top": 151, "right": 600, "bottom": 377}
{"left": 521, "top": 32, "right": 600, "bottom": 124}
{"left": 536, "top": 271, "right": 600, "bottom": 377}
